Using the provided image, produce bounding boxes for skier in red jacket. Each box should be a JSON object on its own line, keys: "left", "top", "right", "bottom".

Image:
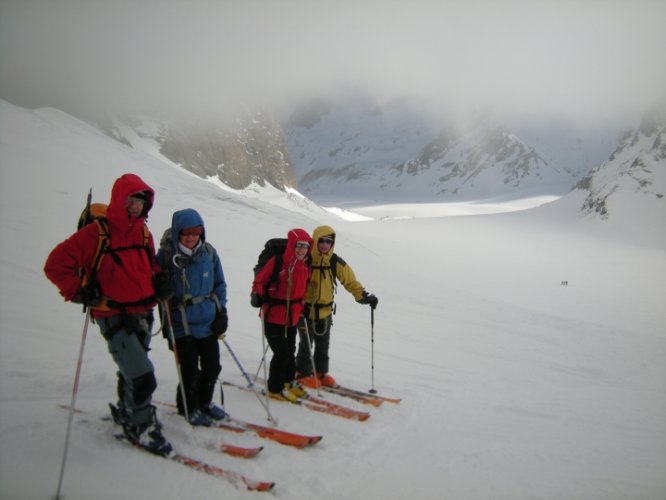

{"left": 44, "top": 173, "right": 173, "bottom": 456}
{"left": 251, "top": 228, "right": 312, "bottom": 401}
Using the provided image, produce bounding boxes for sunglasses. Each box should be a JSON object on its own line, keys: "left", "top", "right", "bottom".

{"left": 318, "top": 237, "right": 334, "bottom": 245}
{"left": 181, "top": 226, "right": 203, "bottom": 237}
{"left": 295, "top": 242, "right": 310, "bottom": 249}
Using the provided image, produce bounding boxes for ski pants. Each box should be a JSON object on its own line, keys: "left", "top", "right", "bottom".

{"left": 174, "top": 334, "right": 222, "bottom": 414}
{"left": 264, "top": 321, "right": 297, "bottom": 394}
{"left": 97, "top": 312, "right": 156, "bottom": 426}
{"left": 296, "top": 315, "right": 332, "bottom": 376}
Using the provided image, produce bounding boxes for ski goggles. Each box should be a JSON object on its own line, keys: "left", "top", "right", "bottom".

{"left": 318, "top": 237, "right": 334, "bottom": 245}
{"left": 180, "top": 226, "right": 203, "bottom": 237}
{"left": 295, "top": 241, "right": 310, "bottom": 249}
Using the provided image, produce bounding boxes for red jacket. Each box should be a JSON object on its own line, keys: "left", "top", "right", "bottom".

{"left": 44, "top": 173, "right": 159, "bottom": 318}
{"left": 252, "top": 228, "right": 312, "bottom": 326}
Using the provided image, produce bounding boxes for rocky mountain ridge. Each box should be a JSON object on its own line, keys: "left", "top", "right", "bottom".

{"left": 107, "top": 108, "right": 296, "bottom": 191}
{"left": 101, "top": 95, "right": 663, "bottom": 221}
{"left": 574, "top": 104, "right": 665, "bottom": 218}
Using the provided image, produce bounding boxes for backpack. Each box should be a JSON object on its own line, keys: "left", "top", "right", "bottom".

{"left": 77, "top": 189, "right": 152, "bottom": 310}
{"left": 253, "top": 237, "right": 318, "bottom": 300}
{"left": 253, "top": 238, "right": 288, "bottom": 299}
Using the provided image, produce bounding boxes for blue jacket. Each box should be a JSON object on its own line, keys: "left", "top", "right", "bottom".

{"left": 157, "top": 208, "right": 227, "bottom": 339}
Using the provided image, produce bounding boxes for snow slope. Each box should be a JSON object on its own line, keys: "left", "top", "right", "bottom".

{"left": 1, "top": 99, "right": 665, "bottom": 500}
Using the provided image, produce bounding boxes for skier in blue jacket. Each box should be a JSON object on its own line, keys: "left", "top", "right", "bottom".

{"left": 157, "top": 208, "right": 228, "bottom": 426}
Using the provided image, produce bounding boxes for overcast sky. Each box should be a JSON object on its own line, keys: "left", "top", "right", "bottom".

{"left": 1, "top": 0, "right": 665, "bottom": 125}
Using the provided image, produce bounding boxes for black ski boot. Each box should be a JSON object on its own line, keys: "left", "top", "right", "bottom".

{"left": 122, "top": 406, "right": 173, "bottom": 457}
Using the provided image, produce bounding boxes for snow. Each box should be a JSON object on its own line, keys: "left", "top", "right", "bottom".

{"left": 327, "top": 195, "right": 562, "bottom": 219}
{"left": 1, "top": 99, "right": 665, "bottom": 500}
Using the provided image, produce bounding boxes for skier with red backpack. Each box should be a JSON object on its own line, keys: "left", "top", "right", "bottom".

{"left": 44, "top": 173, "right": 174, "bottom": 456}
{"left": 250, "top": 228, "right": 312, "bottom": 402}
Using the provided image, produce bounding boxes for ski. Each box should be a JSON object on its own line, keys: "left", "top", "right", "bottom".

{"left": 224, "top": 380, "right": 371, "bottom": 422}
{"left": 115, "top": 433, "right": 274, "bottom": 491}
{"left": 322, "top": 384, "right": 402, "bottom": 404}
{"left": 307, "top": 385, "right": 383, "bottom": 407}
{"left": 62, "top": 404, "right": 263, "bottom": 459}
{"left": 302, "top": 392, "right": 372, "bottom": 421}
{"left": 218, "top": 442, "right": 264, "bottom": 459}
{"left": 224, "top": 417, "right": 323, "bottom": 448}
{"left": 153, "top": 400, "right": 322, "bottom": 449}
{"left": 251, "top": 377, "right": 375, "bottom": 419}
{"left": 58, "top": 404, "right": 274, "bottom": 491}
{"left": 111, "top": 403, "right": 264, "bottom": 459}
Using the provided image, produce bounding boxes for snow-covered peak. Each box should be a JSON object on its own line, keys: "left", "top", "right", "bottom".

{"left": 285, "top": 94, "right": 618, "bottom": 204}
{"left": 575, "top": 103, "right": 666, "bottom": 219}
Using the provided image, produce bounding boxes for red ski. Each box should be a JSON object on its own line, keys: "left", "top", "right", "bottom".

{"left": 219, "top": 443, "right": 263, "bottom": 458}
{"left": 153, "top": 400, "right": 322, "bottom": 449}
{"left": 119, "top": 435, "right": 274, "bottom": 491}
{"left": 224, "top": 381, "right": 371, "bottom": 422}
{"left": 59, "top": 404, "right": 274, "bottom": 491}
{"left": 322, "top": 384, "right": 402, "bottom": 404}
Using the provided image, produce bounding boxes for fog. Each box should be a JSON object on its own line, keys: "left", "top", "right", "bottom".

{"left": 1, "top": 0, "right": 665, "bottom": 125}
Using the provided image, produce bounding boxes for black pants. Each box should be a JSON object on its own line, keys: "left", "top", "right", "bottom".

{"left": 175, "top": 334, "right": 221, "bottom": 414}
{"left": 264, "top": 321, "right": 297, "bottom": 394}
{"left": 296, "top": 316, "right": 332, "bottom": 376}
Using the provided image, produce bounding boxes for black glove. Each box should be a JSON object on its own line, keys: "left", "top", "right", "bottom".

{"left": 250, "top": 293, "right": 263, "bottom": 308}
{"left": 153, "top": 271, "right": 173, "bottom": 301}
{"left": 357, "top": 291, "right": 378, "bottom": 310}
{"left": 212, "top": 306, "right": 228, "bottom": 337}
{"left": 73, "top": 282, "right": 102, "bottom": 307}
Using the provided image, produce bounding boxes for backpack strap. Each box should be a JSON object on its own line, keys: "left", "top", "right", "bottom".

{"left": 86, "top": 219, "right": 155, "bottom": 312}
{"left": 167, "top": 241, "right": 221, "bottom": 336}
{"left": 308, "top": 253, "right": 342, "bottom": 320}
{"left": 330, "top": 253, "right": 339, "bottom": 291}
{"left": 262, "top": 254, "right": 283, "bottom": 300}
{"left": 262, "top": 254, "right": 285, "bottom": 318}
{"left": 87, "top": 218, "right": 111, "bottom": 286}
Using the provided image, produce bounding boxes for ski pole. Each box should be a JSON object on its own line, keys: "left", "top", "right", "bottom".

{"left": 369, "top": 307, "right": 377, "bottom": 394}
{"left": 222, "top": 339, "right": 277, "bottom": 424}
{"left": 252, "top": 341, "right": 270, "bottom": 383}
{"left": 301, "top": 317, "right": 321, "bottom": 396}
{"left": 259, "top": 309, "right": 271, "bottom": 417}
{"left": 224, "top": 338, "right": 260, "bottom": 388}
{"left": 55, "top": 309, "right": 91, "bottom": 500}
{"left": 162, "top": 301, "right": 190, "bottom": 423}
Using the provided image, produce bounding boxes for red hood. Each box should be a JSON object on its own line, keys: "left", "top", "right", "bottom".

{"left": 284, "top": 228, "right": 312, "bottom": 265}
{"left": 107, "top": 173, "right": 154, "bottom": 227}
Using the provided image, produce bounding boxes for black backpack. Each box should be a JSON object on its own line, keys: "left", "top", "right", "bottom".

{"left": 254, "top": 238, "right": 287, "bottom": 273}
{"left": 254, "top": 237, "right": 318, "bottom": 298}
{"left": 253, "top": 238, "right": 288, "bottom": 298}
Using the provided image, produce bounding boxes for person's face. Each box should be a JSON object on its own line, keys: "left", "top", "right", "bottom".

{"left": 317, "top": 236, "right": 334, "bottom": 254}
{"left": 125, "top": 195, "right": 145, "bottom": 217}
{"left": 295, "top": 241, "right": 310, "bottom": 260}
{"left": 179, "top": 226, "right": 203, "bottom": 249}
